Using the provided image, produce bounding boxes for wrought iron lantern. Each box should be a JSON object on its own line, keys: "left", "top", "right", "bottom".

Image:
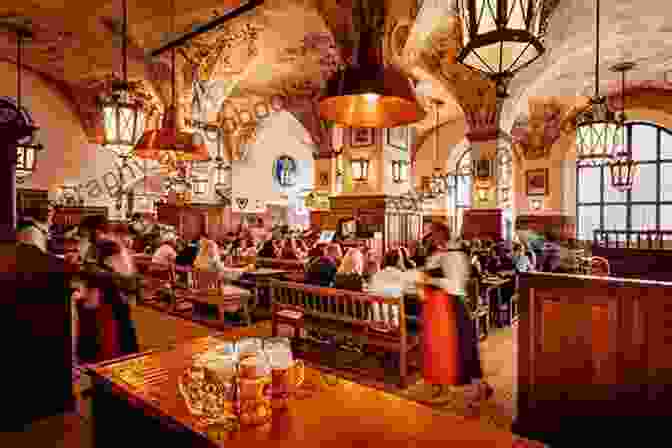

{"left": 575, "top": 0, "right": 619, "bottom": 167}
{"left": 475, "top": 178, "right": 490, "bottom": 202}
{"left": 351, "top": 159, "right": 370, "bottom": 182}
{"left": 456, "top": 0, "right": 547, "bottom": 82}
{"left": 392, "top": 160, "right": 408, "bottom": 183}
{"left": 100, "top": 0, "right": 145, "bottom": 158}
{"left": 529, "top": 196, "right": 543, "bottom": 211}
{"left": 608, "top": 62, "right": 637, "bottom": 192}
{"left": 0, "top": 25, "right": 45, "bottom": 183}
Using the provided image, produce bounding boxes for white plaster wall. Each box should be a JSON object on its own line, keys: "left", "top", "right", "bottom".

{"left": 231, "top": 111, "right": 314, "bottom": 212}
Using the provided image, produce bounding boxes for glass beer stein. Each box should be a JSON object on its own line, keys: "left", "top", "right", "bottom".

{"left": 264, "top": 337, "right": 305, "bottom": 409}
{"left": 237, "top": 351, "right": 273, "bottom": 426}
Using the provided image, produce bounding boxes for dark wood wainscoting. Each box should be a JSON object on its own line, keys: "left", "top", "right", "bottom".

{"left": 514, "top": 272, "right": 672, "bottom": 445}
{"left": 591, "top": 246, "right": 672, "bottom": 282}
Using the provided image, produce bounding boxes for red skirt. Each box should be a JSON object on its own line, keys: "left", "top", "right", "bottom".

{"left": 422, "top": 286, "right": 459, "bottom": 385}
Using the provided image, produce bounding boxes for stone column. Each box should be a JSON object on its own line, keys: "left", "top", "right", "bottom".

{"left": 0, "top": 142, "right": 17, "bottom": 241}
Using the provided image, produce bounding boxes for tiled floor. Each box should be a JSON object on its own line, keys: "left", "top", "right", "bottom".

{"left": 3, "top": 306, "right": 517, "bottom": 447}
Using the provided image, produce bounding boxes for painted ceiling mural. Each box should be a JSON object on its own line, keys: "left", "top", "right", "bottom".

{"left": 3, "top": 0, "right": 672, "bottom": 172}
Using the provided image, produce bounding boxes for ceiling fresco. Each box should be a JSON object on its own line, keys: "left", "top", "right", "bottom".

{"left": 2, "top": 0, "right": 672, "bottom": 165}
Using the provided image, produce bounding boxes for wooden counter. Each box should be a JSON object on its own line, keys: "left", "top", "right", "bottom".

{"left": 89, "top": 336, "right": 530, "bottom": 448}
{"left": 514, "top": 272, "right": 672, "bottom": 445}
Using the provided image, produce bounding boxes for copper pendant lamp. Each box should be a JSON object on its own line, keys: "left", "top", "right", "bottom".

{"left": 133, "top": 0, "right": 209, "bottom": 162}
{"left": 319, "top": 1, "right": 425, "bottom": 128}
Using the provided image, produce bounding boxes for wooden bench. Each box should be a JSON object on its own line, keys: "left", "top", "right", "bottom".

{"left": 269, "top": 280, "right": 419, "bottom": 388}
{"left": 184, "top": 270, "right": 252, "bottom": 326}
{"left": 256, "top": 257, "right": 306, "bottom": 272}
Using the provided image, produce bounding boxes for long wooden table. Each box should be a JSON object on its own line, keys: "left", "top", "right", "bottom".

{"left": 89, "top": 336, "right": 530, "bottom": 448}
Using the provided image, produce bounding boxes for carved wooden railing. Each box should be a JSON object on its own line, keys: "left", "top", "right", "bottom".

{"left": 593, "top": 229, "right": 672, "bottom": 250}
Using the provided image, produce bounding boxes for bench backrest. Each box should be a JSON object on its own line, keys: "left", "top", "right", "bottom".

{"left": 257, "top": 258, "right": 306, "bottom": 272}
{"left": 269, "top": 280, "right": 406, "bottom": 331}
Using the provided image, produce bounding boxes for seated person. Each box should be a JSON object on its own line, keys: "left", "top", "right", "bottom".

{"left": 176, "top": 239, "right": 199, "bottom": 266}
{"left": 240, "top": 239, "right": 257, "bottom": 257}
{"left": 484, "top": 248, "right": 501, "bottom": 274}
{"left": 257, "top": 240, "right": 277, "bottom": 258}
{"left": 333, "top": 248, "right": 365, "bottom": 291}
{"left": 368, "top": 249, "right": 415, "bottom": 327}
{"left": 193, "top": 233, "right": 225, "bottom": 272}
{"left": 512, "top": 243, "right": 533, "bottom": 273}
{"left": 152, "top": 233, "right": 178, "bottom": 265}
{"left": 304, "top": 248, "right": 338, "bottom": 287}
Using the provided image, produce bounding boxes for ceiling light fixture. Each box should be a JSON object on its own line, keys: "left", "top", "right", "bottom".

{"left": 608, "top": 62, "right": 637, "bottom": 192}
{"left": 100, "top": 0, "right": 145, "bottom": 159}
{"left": 575, "top": 0, "right": 620, "bottom": 167}
{"left": 457, "top": 0, "right": 547, "bottom": 83}
{"left": 134, "top": 0, "right": 209, "bottom": 163}
{"left": 319, "top": 0, "right": 425, "bottom": 128}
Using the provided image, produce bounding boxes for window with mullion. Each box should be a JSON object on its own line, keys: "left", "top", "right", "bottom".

{"left": 577, "top": 122, "right": 672, "bottom": 240}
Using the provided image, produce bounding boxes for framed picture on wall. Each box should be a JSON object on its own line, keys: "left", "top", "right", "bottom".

{"left": 350, "top": 128, "right": 374, "bottom": 147}
{"left": 526, "top": 168, "right": 549, "bottom": 196}
{"left": 387, "top": 127, "right": 408, "bottom": 150}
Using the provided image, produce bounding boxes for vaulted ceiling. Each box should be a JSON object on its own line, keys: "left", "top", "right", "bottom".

{"left": 1, "top": 0, "right": 672, "bottom": 155}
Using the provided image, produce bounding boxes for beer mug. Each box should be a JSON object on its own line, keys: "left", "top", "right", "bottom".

{"left": 237, "top": 352, "right": 272, "bottom": 426}
{"left": 179, "top": 355, "right": 237, "bottom": 425}
{"left": 264, "top": 337, "right": 305, "bottom": 409}
{"left": 237, "top": 337, "right": 263, "bottom": 361}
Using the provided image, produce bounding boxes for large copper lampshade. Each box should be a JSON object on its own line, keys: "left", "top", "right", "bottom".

{"left": 133, "top": 105, "right": 209, "bottom": 161}
{"left": 319, "top": 15, "right": 425, "bottom": 129}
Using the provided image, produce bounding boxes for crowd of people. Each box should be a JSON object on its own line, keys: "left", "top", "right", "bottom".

{"left": 18, "top": 207, "right": 576, "bottom": 409}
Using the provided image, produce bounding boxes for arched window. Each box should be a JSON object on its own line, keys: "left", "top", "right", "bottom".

{"left": 576, "top": 121, "right": 672, "bottom": 242}
{"left": 274, "top": 155, "right": 297, "bottom": 187}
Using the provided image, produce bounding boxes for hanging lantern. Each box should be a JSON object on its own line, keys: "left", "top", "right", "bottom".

{"left": 351, "top": 159, "right": 370, "bottom": 181}
{"left": 475, "top": 178, "right": 490, "bottom": 202}
{"left": 608, "top": 62, "right": 637, "bottom": 192}
{"left": 456, "top": 0, "right": 548, "bottom": 81}
{"left": 100, "top": 0, "right": 145, "bottom": 157}
{"left": 575, "top": 0, "right": 619, "bottom": 167}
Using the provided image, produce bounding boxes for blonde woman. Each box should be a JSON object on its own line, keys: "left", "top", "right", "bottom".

{"left": 333, "top": 248, "right": 365, "bottom": 291}
{"left": 193, "top": 232, "right": 225, "bottom": 272}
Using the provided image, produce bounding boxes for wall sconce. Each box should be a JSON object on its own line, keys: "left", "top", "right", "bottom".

{"left": 472, "top": 158, "right": 494, "bottom": 181}
{"left": 55, "top": 184, "right": 83, "bottom": 207}
{"left": 474, "top": 179, "right": 490, "bottom": 202}
{"left": 351, "top": 159, "right": 369, "bottom": 182}
{"left": 192, "top": 177, "right": 208, "bottom": 195}
{"left": 529, "top": 196, "right": 544, "bottom": 211}
{"left": 392, "top": 160, "right": 408, "bottom": 183}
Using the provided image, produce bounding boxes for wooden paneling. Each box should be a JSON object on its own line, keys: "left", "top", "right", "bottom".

{"left": 157, "top": 204, "right": 232, "bottom": 241}
{"left": 462, "top": 208, "right": 502, "bottom": 240}
{"left": 16, "top": 189, "right": 49, "bottom": 218}
{"left": 53, "top": 206, "right": 108, "bottom": 227}
{"left": 591, "top": 247, "right": 672, "bottom": 282}
{"left": 515, "top": 272, "right": 672, "bottom": 445}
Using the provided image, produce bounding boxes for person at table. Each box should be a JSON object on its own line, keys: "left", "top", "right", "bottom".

{"left": 176, "top": 238, "right": 199, "bottom": 266}
{"left": 484, "top": 247, "right": 501, "bottom": 274}
{"left": 512, "top": 243, "right": 533, "bottom": 273}
{"left": 399, "top": 246, "right": 417, "bottom": 270}
{"left": 419, "top": 220, "right": 493, "bottom": 402}
{"left": 257, "top": 239, "right": 277, "bottom": 258}
{"left": 305, "top": 245, "right": 339, "bottom": 287}
{"left": 152, "top": 232, "right": 178, "bottom": 265}
{"left": 326, "top": 242, "right": 343, "bottom": 267}
{"left": 193, "top": 232, "right": 225, "bottom": 272}
{"left": 334, "top": 247, "right": 366, "bottom": 291}
{"left": 280, "top": 239, "right": 302, "bottom": 260}
{"left": 240, "top": 239, "right": 257, "bottom": 257}
{"left": 368, "top": 249, "right": 416, "bottom": 326}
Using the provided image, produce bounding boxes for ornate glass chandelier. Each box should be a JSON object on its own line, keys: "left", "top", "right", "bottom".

{"left": 99, "top": 0, "right": 145, "bottom": 158}
{"left": 575, "top": 0, "right": 619, "bottom": 167}
{"left": 608, "top": 62, "right": 637, "bottom": 192}
{"left": 456, "top": 0, "right": 547, "bottom": 82}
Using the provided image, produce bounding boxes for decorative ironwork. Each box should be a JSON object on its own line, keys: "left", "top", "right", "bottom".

{"left": 100, "top": 0, "right": 145, "bottom": 158}
{"left": 608, "top": 62, "right": 637, "bottom": 192}
{"left": 456, "top": 0, "right": 549, "bottom": 82}
{"left": 575, "top": 0, "right": 619, "bottom": 167}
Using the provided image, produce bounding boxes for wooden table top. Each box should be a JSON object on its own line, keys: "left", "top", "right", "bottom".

{"left": 90, "top": 336, "right": 524, "bottom": 447}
